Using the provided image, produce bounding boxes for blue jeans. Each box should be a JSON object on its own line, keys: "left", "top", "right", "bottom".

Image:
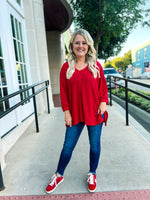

{"left": 56, "top": 117, "right": 104, "bottom": 176}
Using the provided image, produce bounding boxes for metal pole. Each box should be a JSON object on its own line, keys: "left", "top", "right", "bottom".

{"left": 32, "top": 87, "right": 39, "bottom": 132}
{"left": 125, "top": 79, "right": 129, "bottom": 126}
{"left": 109, "top": 76, "right": 112, "bottom": 106}
{"left": 0, "top": 165, "right": 5, "bottom": 191}
{"left": 115, "top": 77, "right": 118, "bottom": 89}
{"left": 45, "top": 81, "right": 50, "bottom": 114}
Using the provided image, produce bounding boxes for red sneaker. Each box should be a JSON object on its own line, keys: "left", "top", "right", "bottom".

{"left": 46, "top": 174, "right": 64, "bottom": 194}
{"left": 87, "top": 173, "right": 96, "bottom": 192}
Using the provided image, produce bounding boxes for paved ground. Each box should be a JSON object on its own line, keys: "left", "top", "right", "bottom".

{"left": 0, "top": 102, "right": 150, "bottom": 198}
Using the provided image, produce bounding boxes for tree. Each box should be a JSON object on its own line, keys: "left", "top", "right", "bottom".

{"left": 104, "top": 50, "right": 132, "bottom": 71}
{"left": 104, "top": 63, "right": 114, "bottom": 68}
{"left": 115, "top": 61, "right": 124, "bottom": 70}
{"left": 70, "top": 0, "right": 150, "bottom": 59}
{"left": 123, "top": 50, "right": 132, "bottom": 68}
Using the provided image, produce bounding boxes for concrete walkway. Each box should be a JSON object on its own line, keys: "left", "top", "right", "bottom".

{"left": 0, "top": 102, "right": 150, "bottom": 196}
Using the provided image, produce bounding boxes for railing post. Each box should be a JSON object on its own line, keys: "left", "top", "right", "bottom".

{"left": 109, "top": 76, "right": 112, "bottom": 106}
{"left": 32, "top": 87, "right": 39, "bottom": 132}
{"left": 0, "top": 165, "right": 5, "bottom": 191}
{"left": 115, "top": 77, "right": 118, "bottom": 89}
{"left": 125, "top": 79, "right": 129, "bottom": 126}
{"left": 45, "top": 81, "right": 50, "bottom": 114}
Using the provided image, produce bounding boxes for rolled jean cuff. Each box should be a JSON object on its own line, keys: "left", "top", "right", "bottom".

{"left": 88, "top": 171, "right": 96, "bottom": 175}
{"left": 55, "top": 171, "right": 63, "bottom": 177}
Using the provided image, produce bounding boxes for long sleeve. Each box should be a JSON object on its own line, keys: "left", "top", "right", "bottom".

{"left": 97, "top": 61, "right": 109, "bottom": 104}
{"left": 60, "top": 63, "right": 70, "bottom": 111}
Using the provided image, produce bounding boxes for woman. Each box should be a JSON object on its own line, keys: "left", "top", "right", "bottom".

{"left": 46, "top": 29, "right": 108, "bottom": 194}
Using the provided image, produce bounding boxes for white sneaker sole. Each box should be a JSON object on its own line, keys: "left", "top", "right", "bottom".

{"left": 88, "top": 188, "right": 96, "bottom": 193}
{"left": 46, "top": 178, "right": 64, "bottom": 194}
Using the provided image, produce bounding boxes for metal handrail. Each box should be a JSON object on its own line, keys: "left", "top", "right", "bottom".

{"left": 0, "top": 80, "right": 48, "bottom": 103}
{"left": 0, "top": 80, "right": 50, "bottom": 190}
{"left": 108, "top": 75, "right": 150, "bottom": 126}
{"left": 0, "top": 80, "right": 50, "bottom": 132}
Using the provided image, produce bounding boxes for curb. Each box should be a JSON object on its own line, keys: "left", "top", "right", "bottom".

{"left": 111, "top": 94, "right": 150, "bottom": 132}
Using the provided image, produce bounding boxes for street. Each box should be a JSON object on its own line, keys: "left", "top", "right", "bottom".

{"left": 128, "top": 79, "right": 150, "bottom": 92}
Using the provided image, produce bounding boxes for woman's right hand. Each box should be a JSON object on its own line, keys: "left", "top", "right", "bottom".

{"left": 64, "top": 110, "right": 72, "bottom": 127}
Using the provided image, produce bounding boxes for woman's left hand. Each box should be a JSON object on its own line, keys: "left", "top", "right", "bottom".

{"left": 98, "top": 102, "right": 107, "bottom": 115}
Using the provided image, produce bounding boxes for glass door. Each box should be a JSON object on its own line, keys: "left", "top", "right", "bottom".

{"left": 0, "top": 1, "right": 33, "bottom": 137}
{"left": 9, "top": 10, "right": 33, "bottom": 122}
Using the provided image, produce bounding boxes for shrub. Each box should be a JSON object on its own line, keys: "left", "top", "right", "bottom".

{"left": 112, "top": 89, "right": 150, "bottom": 113}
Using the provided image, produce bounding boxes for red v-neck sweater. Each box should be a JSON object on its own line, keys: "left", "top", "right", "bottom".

{"left": 60, "top": 61, "right": 108, "bottom": 126}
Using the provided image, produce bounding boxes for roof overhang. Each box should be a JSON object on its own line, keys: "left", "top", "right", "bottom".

{"left": 43, "top": 0, "right": 73, "bottom": 33}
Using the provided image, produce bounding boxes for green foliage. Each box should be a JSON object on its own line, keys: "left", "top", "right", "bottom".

{"left": 139, "top": 91, "right": 150, "bottom": 97}
{"left": 115, "top": 61, "right": 124, "bottom": 69}
{"left": 105, "top": 63, "right": 114, "bottom": 68}
{"left": 123, "top": 50, "right": 132, "bottom": 67}
{"left": 70, "top": 0, "right": 150, "bottom": 59}
{"left": 112, "top": 88, "right": 150, "bottom": 113}
{"left": 105, "top": 50, "right": 132, "bottom": 71}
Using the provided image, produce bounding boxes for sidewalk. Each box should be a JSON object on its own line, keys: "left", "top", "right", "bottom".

{"left": 0, "top": 102, "right": 150, "bottom": 196}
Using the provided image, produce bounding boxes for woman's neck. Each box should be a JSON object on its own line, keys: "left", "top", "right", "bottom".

{"left": 75, "top": 57, "right": 88, "bottom": 70}
{"left": 76, "top": 57, "right": 86, "bottom": 65}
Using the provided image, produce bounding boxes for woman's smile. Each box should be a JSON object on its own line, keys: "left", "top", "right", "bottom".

{"left": 73, "top": 34, "right": 88, "bottom": 58}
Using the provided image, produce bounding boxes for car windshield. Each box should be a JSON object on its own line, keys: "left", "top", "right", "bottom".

{"left": 103, "top": 69, "right": 117, "bottom": 74}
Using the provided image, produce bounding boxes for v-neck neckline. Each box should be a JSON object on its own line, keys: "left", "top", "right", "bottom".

{"left": 75, "top": 65, "right": 88, "bottom": 71}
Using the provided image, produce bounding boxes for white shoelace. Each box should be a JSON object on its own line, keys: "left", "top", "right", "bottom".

{"left": 49, "top": 175, "right": 57, "bottom": 186}
{"left": 88, "top": 173, "right": 96, "bottom": 185}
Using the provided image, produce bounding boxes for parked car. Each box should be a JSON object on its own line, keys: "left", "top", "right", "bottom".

{"left": 140, "top": 72, "right": 150, "bottom": 79}
{"left": 103, "top": 68, "right": 123, "bottom": 88}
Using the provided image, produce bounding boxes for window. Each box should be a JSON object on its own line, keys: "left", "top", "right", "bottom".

{"left": 0, "top": 38, "right": 9, "bottom": 113}
{"left": 144, "top": 48, "right": 147, "bottom": 59}
{"left": 144, "top": 61, "right": 149, "bottom": 68}
{"left": 103, "top": 69, "right": 117, "bottom": 74}
{"left": 10, "top": 15, "right": 29, "bottom": 103}
{"left": 138, "top": 51, "right": 140, "bottom": 61}
{"left": 16, "top": 0, "right": 21, "bottom": 6}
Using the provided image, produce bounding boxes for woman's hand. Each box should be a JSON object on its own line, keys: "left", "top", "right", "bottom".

{"left": 98, "top": 102, "right": 107, "bottom": 115}
{"left": 64, "top": 110, "right": 72, "bottom": 127}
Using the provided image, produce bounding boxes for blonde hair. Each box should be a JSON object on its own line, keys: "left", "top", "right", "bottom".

{"left": 66, "top": 29, "right": 100, "bottom": 79}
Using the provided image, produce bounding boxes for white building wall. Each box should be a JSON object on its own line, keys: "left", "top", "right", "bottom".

{"left": 23, "top": 0, "right": 54, "bottom": 111}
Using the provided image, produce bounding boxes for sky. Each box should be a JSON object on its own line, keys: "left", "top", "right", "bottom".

{"left": 117, "top": 0, "right": 150, "bottom": 57}
{"left": 118, "top": 25, "right": 150, "bottom": 57}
